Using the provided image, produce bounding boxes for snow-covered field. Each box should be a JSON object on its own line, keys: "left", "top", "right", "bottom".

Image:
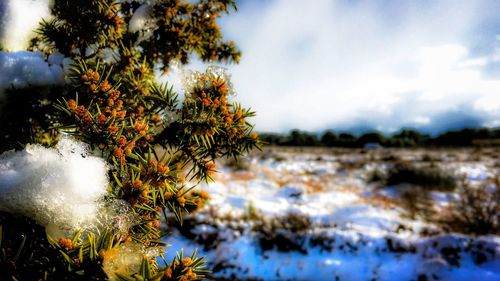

{"left": 163, "top": 147, "right": 500, "bottom": 281}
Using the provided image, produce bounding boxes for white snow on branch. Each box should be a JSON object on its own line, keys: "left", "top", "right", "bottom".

{"left": 0, "top": 51, "right": 70, "bottom": 90}
{"left": 0, "top": 136, "right": 109, "bottom": 232}
{"left": 128, "top": 4, "right": 152, "bottom": 33}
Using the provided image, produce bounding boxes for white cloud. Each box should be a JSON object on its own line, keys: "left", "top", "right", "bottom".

{"left": 3, "top": 0, "right": 498, "bottom": 134}
{"left": 208, "top": 0, "right": 500, "bottom": 133}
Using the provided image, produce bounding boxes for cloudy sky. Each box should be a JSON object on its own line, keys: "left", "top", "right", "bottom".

{"left": 2, "top": 0, "right": 500, "bottom": 134}
{"left": 182, "top": 0, "right": 500, "bottom": 134}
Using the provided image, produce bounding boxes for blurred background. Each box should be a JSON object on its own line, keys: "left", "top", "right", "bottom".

{"left": 176, "top": 0, "right": 500, "bottom": 136}
{"left": 163, "top": 1, "right": 500, "bottom": 280}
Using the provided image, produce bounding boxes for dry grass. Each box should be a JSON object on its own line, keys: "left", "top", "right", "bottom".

{"left": 437, "top": 178, "right": 500, "bottom": 235}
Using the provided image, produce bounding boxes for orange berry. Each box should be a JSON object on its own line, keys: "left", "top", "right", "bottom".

{"left": 134, "top": 179, "right": 143, "bottom": 189}
{"left": 186, "top": 268, "right": 197, "bottom": 279}
{"left": 206, "top": 161, "right": 216, "bottom": 170}
{"left": 177, "top": 196, "right": 185, "bottom": 207}
{"left": 212, "top": 78, "right": 224, "bottom": 88}
{"left": 68, "top": 99, "right": 77, "bottom": 111}
{"left": 115, "top": 99, "right": 123, "bottom": 109}
{"left": 200, "top": 190, "right": 210, "bottom": 200}
{"left": 164, "top": 267, "right": 172, "bottom": 278}
{"left": 219, "top": 84, "right": 228, "bottom": 94}
{"left": 58, "top": 237, "right": 73, "bottom": 251}
{"left": 213, "top": 98, "right": 220, "bottom": 108}
{"left": 153, "top": 220, "right": 160, "bottom": 228}
{"left": 117, "top": 136, "right": 127, "bottom": 147}
{"left": 107, "top": 124, "right": 118, "bottom": 134}
{"left": 164, "top": 191, "right": 173, "bottom": 199}
{"left": 114, "top": 16, "right": 122, "bottom": 26}
{"left": 193, "top": 198, "right": 203, "bottom": 208}
{"left": 113, "top": 148, "right": 124, "bottom": 158}
{"left": 100, "top": 80, "right": 111, "bottom": 91}
{"left": 92, "top": 71, "right": 100, "bottom": 81}
{"left": 98, "top": 114, "right": 107, "bottom": 125}
{"left": 157, "top": 163, "right": 169, "bottom": 175}
{"left": 182, "top": 257, "right": 192, "bottom": 267}
{"left": 134, "top": 123, "right": 144, "bottom": 132}
{"left": 89, "top": 83, "right": 98, "bottom": 92}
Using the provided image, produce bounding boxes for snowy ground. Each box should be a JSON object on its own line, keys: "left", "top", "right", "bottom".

{"left": 163, "top": 147, "right": 500, "bottom": 281}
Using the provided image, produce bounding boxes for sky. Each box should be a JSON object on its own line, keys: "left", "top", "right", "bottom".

{"left": 2, "top": 0, "right": 500, "bottom": 134}
{"left": 180, "top": 0, "right": 500, "bottom": 134}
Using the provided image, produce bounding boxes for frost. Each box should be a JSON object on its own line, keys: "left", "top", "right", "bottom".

{"left": 102, "top": 242, "right": 145, "bottom": 280}
{"left": 0, "top": 136, "right": 109, "bottom": 232}
{"left": 101, "top": 239, "right": 163, "bottom": 279}
{"left": 96, "top": 199, "right": 139, "bottom": 240}
{"left": 181, "top": 65, "right": 236, "bottom": 97}
{"left": 0, "top": 0, "right": 53, "bottom": 51}
{"left": 162, "top": 110, "right": 181, "bottom": 126}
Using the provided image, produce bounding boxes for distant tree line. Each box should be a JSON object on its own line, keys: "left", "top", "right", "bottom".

{"left": 259, "top": 128, "right": 500, "bottom": 147}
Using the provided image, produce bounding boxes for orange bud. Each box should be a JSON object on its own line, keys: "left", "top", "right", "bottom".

{"left": 117, "top": 136, "right": 127, "bottom": 147}
{"left": 200, "top": 190, "right": 210, "bottom": 200}
{"left": 113, "top": 148, "right": 124, "bottom": 158}
{"left": 58, "top": 237, "right": 73, "bottom": 251}
{"left": 182, "top": 257, "right": 192, "bottom": 267}
{"left": 68, "top": 99, "right": 77, "bottom": 111}
{"left": 134, "top": 179, "right": 143, "bottom": 189}
{"left": 98, "top": 114, "right": 107, "bottom": 125}
{"left": 177, "top": 196, "right": 185, "bottom": 207}
{"left": 164, "top": 267, "right": 172, "bottom": 278}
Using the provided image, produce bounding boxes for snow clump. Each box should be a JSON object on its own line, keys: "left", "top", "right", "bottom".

{"left": 128, "top": 4, "right": 152, "bottom": 33}
{"left": 0, "top": 50, "right": 72, "bottom": 108}
{"left": 0, "top": 51, "right": 70, "bottom": 90}
{"left": 0, "top": 136, "right": 109, "bottom": 232}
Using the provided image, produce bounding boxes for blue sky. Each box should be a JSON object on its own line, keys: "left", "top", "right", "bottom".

{"left": 181, "top": 0, "right": 500, "bottom": 134}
